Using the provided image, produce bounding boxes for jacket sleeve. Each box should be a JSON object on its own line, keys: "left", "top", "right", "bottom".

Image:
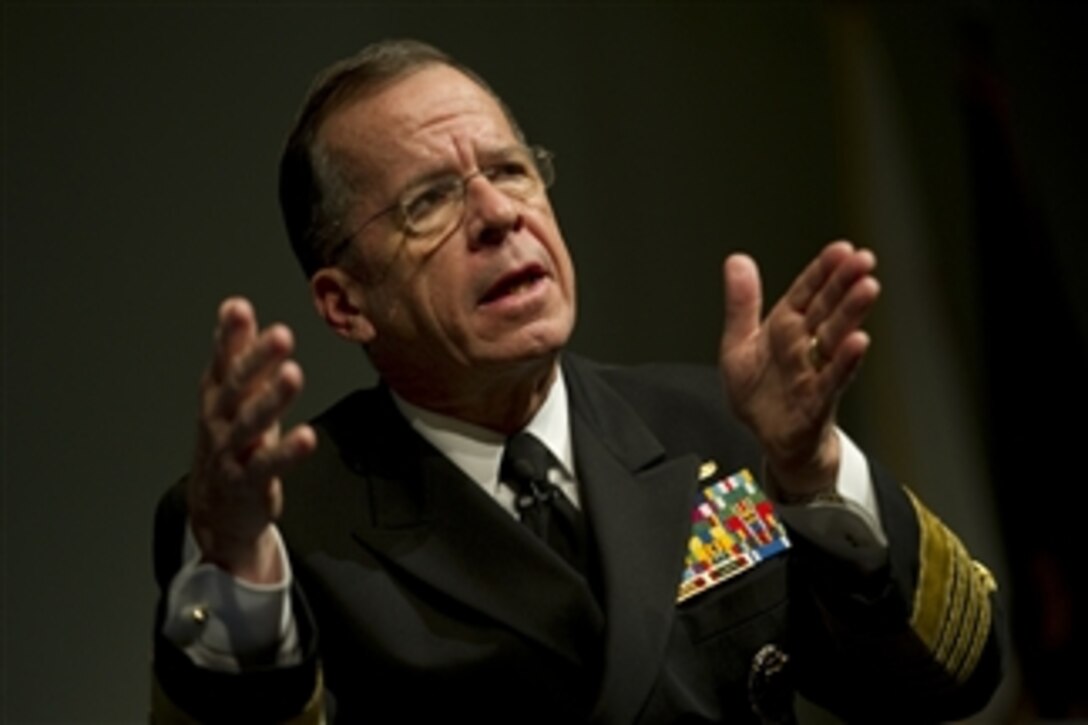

{"left": 789, "top": 460, "right": 1004, "bottom": 723}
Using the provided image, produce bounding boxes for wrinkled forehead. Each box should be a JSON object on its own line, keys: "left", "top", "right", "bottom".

{"left": 317, "top": 64, "right": 521, "bottom": 195}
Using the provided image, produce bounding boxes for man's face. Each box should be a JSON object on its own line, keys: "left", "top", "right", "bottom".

{"left": 317, "top": 64, "right": 576, "bottom": 390}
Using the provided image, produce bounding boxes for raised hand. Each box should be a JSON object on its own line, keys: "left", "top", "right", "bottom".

{"left": 187, "top": 297, "right": 317, "bottom": 583}
{"left": 720, "top": 241, "right": 879, "bottom": 499}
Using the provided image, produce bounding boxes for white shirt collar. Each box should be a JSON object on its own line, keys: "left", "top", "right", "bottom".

{"left": 390, "top": 366, "right": 573, "bottom": 500}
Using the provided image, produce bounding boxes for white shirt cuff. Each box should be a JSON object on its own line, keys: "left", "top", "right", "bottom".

{"left": 162, "top": 524, "right": 299, "bottom": 671}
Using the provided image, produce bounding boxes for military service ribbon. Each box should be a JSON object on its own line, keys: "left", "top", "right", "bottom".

{"left": 678, "top": 469, "right": 791, "bottom": 603}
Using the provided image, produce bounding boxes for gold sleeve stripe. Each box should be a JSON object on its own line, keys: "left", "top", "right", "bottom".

{"left": 956, "top": 562, "right": 996, "bottom": 681}
{"left": 906, "top": 489, "right": 996, "bottom": 684}
{"left": 931, "top": 535, "right": 967, "bottom": 666}
{"left": 944, "top": 554, "right": 982, "bottom": 679}
{"left": 149, "top": 666, "right": 325, "bottom": 724}
{"left": 908, "top": 488, "right": 955, "bottom": 652}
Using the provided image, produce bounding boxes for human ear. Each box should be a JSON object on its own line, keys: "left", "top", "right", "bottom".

{"left": 310, "top": 267, "right": 376, "bottom": 343}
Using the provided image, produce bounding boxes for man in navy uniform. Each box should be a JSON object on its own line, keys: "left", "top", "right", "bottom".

{"left": 152, "top": 39, "right": 1001, "bottom": 723}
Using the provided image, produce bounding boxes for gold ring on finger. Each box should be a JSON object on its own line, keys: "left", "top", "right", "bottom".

{"left": 807, "top": 335, "right": 828, "bottom": 370}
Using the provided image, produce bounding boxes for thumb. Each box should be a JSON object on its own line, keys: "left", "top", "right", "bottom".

{"left": 722, "top": 253, "right": 763, "bottom": 353}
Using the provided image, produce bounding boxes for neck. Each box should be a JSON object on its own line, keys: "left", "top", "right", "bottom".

{"left": 382, "top": 354, "right": 560, "bottom": 434}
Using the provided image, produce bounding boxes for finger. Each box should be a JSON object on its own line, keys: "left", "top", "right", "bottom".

{"left": 211, "top": 297, "right": 258, "bottom": 383}
{"left": 804, "top": 248, "right": 877, "bottom": 332}
{"left": 217, "top": 324, "right": 296, "bottom": 418}
{"left": 783, "top": 240, "right": 855, "bottom": 313}
{"left": 229, "top": 360, "right": 305, "bottom": 453}
{"left": 819, "top": 329, "right": 871, "bottom": 398}
{"left": 766, "top": 305, "right": 814, "bottom": 379}
{"left": 722, "top": 253, "right": 763, "bottom": 353}
{"left": 813, "top": 275, "right": 880, "bottom": 360}
{"left": 247, "top": 423, "right": 318, "bottom": 483}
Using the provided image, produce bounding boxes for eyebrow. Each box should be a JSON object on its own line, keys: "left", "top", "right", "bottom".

{"left": 398, "top": 144, "right": 526, "bottom": 191}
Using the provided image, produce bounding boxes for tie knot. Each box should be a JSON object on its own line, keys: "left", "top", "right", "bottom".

{"left": 501, "top": 432, "right": 556, "bottom": 505}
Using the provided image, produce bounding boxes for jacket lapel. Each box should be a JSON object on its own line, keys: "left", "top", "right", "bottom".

{"left": 334, "top": 387, "right": 602, "bottom": 669}
{"left": 322, "top": 363, "right": 700, "bottom": 718}
{"left": 563, "top": 358, "right": 700, "bottom": 724}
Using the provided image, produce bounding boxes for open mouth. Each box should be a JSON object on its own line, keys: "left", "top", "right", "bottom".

{"left": 479, "top": 264, "right": 547, "bottom": 305}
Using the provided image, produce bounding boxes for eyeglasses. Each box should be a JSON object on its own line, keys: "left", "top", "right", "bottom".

{"left": 329, "top": 145, "right": 555, "bottom": 261}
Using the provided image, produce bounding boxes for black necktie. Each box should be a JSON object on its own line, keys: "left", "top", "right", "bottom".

{"left": 501, "top": 432, "right": 587, "bottom": 573}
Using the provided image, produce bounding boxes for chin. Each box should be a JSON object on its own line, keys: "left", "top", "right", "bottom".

{"left": 473, "top": 322, "right": 572, "bottom": 369}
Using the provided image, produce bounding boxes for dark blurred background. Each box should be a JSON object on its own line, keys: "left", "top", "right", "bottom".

{"left": 4, "top": 2, "right": 1085, "bottom": 722}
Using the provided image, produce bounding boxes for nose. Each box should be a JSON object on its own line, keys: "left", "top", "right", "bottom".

{"left": 463, "top": 173, "right": 523, "bottom": 249}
